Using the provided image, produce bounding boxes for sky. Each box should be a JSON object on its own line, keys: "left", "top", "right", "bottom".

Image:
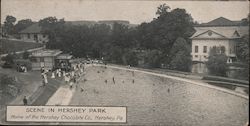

{"left": 1, "top": 0, "right": 249, "bottom": 24}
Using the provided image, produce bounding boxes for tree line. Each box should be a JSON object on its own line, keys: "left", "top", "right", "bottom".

{"left": 37, "top": 4, "right": 195, "bottom": 72}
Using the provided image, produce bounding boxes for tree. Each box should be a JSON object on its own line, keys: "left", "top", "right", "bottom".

{"left": 22, "top": 50, "right": 30, "bottom": 59}
{"left": 107, "top": 46, "right": 124, "bottom": 64}
{"left": 156, "top": 3, "right": 171, "bottom": 16}
{"left": 240, "top": 13, "right": 249, "bottom": 26}
{"left": 236, "top": 35, "right": 249, "bottom": 80}
{"left": 1, "top": 53, "right": 15, "bottom": 64}
{"left": 39, "top": 17, "right": 65, "bottom": 49}
{"left": 169, "top": 37, "right": 192, "bottom": 72}
{"left": 206, "top": 47, "right": 228, "bottom": 76}
{"left": 123, "top": 50, "right": 139, "bottom": 66}
{"left": 137, "top": 4, "right": 195, "bottom": 67}
{"left": 144, "top": 50, "right": 161, "bottom": 68}
{"left": 14, "top": 19, "right": 34, "bottom": 33}
{"left": 3, "top": 15, "right": 16, "bottom": 35}
{"left": 237, "top": 35, "right": 249, "bottom": 63}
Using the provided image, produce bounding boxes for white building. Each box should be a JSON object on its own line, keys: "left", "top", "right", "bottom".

{"left": 19, "top": 23, "right": 49, "bottom": 44}
{"left": 191, "top": 17, "right": 249, "bottom": 63}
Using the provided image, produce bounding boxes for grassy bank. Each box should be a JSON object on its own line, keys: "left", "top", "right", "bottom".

{"left": 0, "top": 39, "right": 43, "bottom": 54}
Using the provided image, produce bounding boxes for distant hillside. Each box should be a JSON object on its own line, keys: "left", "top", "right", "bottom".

{"left": 65, "top": 20, "right": 97, "bottom": 26}
{"left": 65, "top": 20, "right": 138, "bottom": 28}
{"left": 0, "top": 39, "right": 43, "bottom": 54}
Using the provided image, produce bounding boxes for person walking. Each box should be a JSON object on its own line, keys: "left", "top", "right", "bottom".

{"left": 64, "top": 73, "right": 70, "bottom": 84}
{"left": 23, "top": 96, "right": 28, "bottom": 105}
{"left": 40, "top": 67, "right": 45, "bottom": 73}
{"left": 58, "top": 69, "right": 62, "bottom": 77}
{"left": 51, "top": 71, "right": 55, "bottom": 78}
{"left": 42, "top": 73, "right": 48, "bottom": 86}
{"left": 69, "top": 81, "right": 73, "bottom": 89}
{"left": 112, "top": 77, "right": 115, "bottom": 84}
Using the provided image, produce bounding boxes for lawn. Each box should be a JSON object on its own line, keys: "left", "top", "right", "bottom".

{"left": 0, "top": 39, "right": 43, "bottom": 54}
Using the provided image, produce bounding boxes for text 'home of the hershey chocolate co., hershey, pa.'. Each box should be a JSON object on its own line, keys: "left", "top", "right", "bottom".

{"left": 6, "top": 106, "right": 126, "bottom": 123}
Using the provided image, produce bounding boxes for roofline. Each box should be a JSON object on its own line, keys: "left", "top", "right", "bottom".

{"left": 32, "top": 50, "right": 62, "bottom": 57}
{"left": 194, "top": 24, "right": 245, "bottom": 27}
{"left": 19, "top": 32, "right": 45, "bottom": 34}
{"left": 192, "top": 30, "right": 228, "bottom": 39}
{"left": 192, "top": 38, "right": 241, "bottom": 40}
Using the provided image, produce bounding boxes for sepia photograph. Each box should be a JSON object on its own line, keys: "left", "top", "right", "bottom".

{"left": 0, "top": 0, "right": 249, "bottom": 125}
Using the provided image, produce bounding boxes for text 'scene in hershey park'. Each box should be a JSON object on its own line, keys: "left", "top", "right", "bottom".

{"left": 0, "top": 0, "right": 249, "bottom": 126}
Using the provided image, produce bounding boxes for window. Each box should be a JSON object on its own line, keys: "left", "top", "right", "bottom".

{"left": 203, "top": 46, "right": 207, "bottom": 53}
{"left": 195, "top": 46, "right": 198, "bottom": 53}
{"left": 43, "top": 34, "right": 46, "bottom": 38}
{"left": 204, "top": 56, "right": 207, "bottom": 58}
{"left": 30, "top": 57, "right": 37, "bottom": 62}
{"left": 195, "top": 55, "right": 198, "bottom": 58}
{"left": 34, "top": 34, "right": 38, "bottom": 40}
{"left": 27, "top": 33, "right": 30, "bottom": 39}
{"left": 220, "top": 46, "right": 225, "bottom": 54}
{"left": 230, "top": 46, "right": 236, "bottom": 54}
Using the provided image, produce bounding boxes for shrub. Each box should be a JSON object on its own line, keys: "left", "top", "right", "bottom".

{"left": 123, "top": 50, "right": 139, "bottom": 66}
{"left": 22, "top": 50, "right": 30, "bottom": 59}
{"left": 206, "top": 54, "right": 228, "bottom": 77}
{"left": 170, "top": 51, "right": 192, "bottom": 72}
{"left": 0, "top": 74, "right": 15, "bottom": 93}
{"left": 1, "top": 53, "right": 15, "bottom": 64}
{"left": 144, "top": 50, "right": 161, "bottom": 68}
{"left": 169, "top": 37, "right": 192, "bottom": 72}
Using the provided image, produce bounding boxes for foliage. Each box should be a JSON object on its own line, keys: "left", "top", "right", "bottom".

{"left": 169, "top": 37, "right": 192, "bottom": 72}
{"left": 32, "top": 4, "right": 195, "bottom": 71}
{"left": 236, "top": 35, "right": 249, "bottom": 64}
{"left": 14, "top": 19, "right": 34, "bottom": 33}
{"left": 144, "top": 50, "right": 161, "bottom": 68}
{"left": 107, "top": 46, "right": 124, "bottom": 64}
{"left": 240, "top": 13, "right": 249, "bottom": 26}
{"left": 123, "top": 50, "right": 139, "bottom": 66}
{"left": 3, "top": 15, "right": 16, "bottom": 35}
{"left": 235, "top": 35, "right": 249, "bottom": 80}
{"left": 156, "top": 3, "right": 171, "bottom": 16}
{"left": 22, "top": 50, "right": 30, "bottom": 59}
{"left": 39, "top": 17, "right": 65, "bottom": 49}
{"left": 206, "top": 53, "right": 228, "bottom": 77}
{"left": 1, "top": 53, "right": 16, "bottom": 64}
{"left": 0, "top": 74, "right": 15, "bottom": 92}
{"left": 136, "top": 6, "right": 195, "bottom": 66}
{"left": 0, "top": 39, "right": 43, "bottom": 54}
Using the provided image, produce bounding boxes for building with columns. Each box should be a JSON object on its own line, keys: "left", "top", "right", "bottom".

{"left": 191, "top": 17, "right": 249, "bottom": 73}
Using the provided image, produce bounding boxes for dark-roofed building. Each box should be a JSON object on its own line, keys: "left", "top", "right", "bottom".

{"left": 30, "top": 49, "right": 62, "bottom": 70}
{"left": 19, "top": 23, "right": 49, "bottom": 43}
{"left": 198, "top": 17, "right": 243, "bottom": 27}
{"left": 191, "top": 17, "right": 249, "bottom": 73}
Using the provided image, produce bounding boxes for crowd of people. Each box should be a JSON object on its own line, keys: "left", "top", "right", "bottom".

{"left": 40, "top": 62, "right": 86, "bottom": 88}
{"left": 16, "top": 64, "right": 27, "bottom": 72}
